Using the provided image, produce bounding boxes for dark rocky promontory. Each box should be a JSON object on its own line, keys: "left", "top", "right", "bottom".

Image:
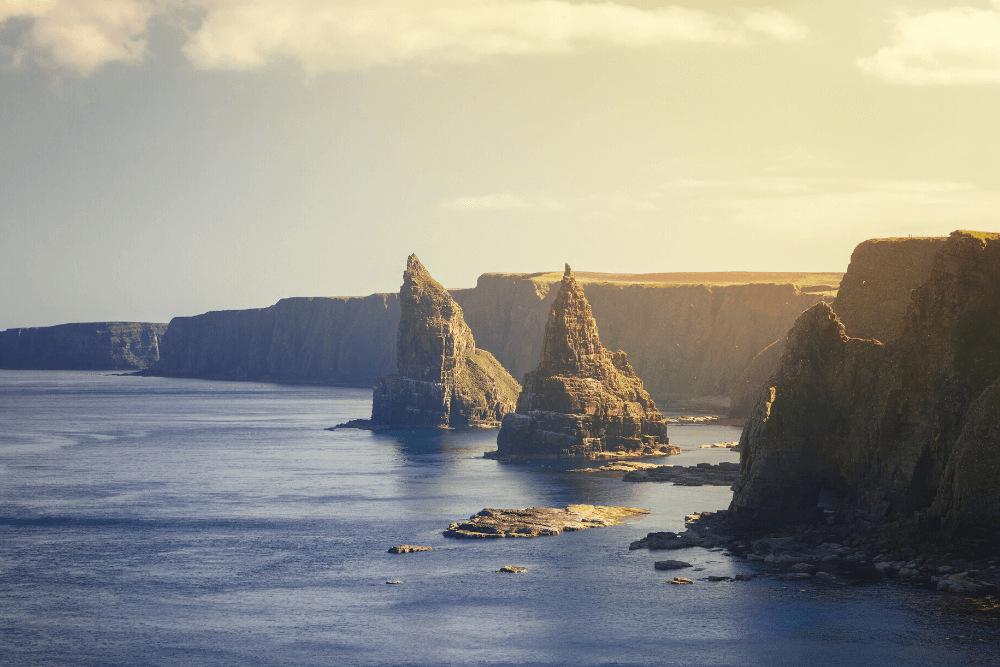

{"left": 728, "top": 231, "right": 1000, "bottom": 555}
{"left": 492, "top": 265, "right": 676, "bottom": 460}
{"left": 346, "top": 255, "right": 520, "bottom": 429}
{"left": 0, "top": 322, "right": 167, "bottom": 370}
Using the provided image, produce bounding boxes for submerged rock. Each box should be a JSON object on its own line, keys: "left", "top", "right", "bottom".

{"left": 443, "top": 504, "right": 649, "bottom": 539}
{"left": 343, "top": 255, "right": 520, "bottom": 430}
{"left": 654, "top": 560, "right": 692, "bottom": 570}
{"left": 491, "top": 264, "right": 676, "bottom": 460}
{"left": 387, "top": 545, "right": 433, "bottom": 554}
{"left": 497, "top": 566, "right": 529, "bottom": 573}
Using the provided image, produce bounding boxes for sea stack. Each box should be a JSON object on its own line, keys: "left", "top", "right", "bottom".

{"left": 492, "top": 264, "right": 674, "bottom": 460}
{"left": 365, "top": 254, "right": 520, "bottom": 429}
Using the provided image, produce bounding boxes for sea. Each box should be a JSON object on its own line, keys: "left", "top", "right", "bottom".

{"left": 1, "top": 371, "right": 997, "bottom": 667}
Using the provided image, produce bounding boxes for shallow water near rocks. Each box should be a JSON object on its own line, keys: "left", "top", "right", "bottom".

{"left": 1, "top": 371, "right": 997, "bottom": 666}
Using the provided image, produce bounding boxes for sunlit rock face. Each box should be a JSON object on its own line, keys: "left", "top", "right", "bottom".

{"left": 493, "top": 265, "right": 674, "bottom": 460}
{"left": 369, "top": 254, "right": 520, "bottom": 429}
{"left": 730, "top": 231, "right": 1000, "bottom": 552}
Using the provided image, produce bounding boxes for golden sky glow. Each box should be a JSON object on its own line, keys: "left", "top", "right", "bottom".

{"left": 1, "top": 1, "right": 998, "bottom": 328}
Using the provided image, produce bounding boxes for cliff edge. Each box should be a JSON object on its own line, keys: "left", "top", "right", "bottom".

{"left": 730, "top": 231, "right": 1000, "bottom": 553}
{"left": 493, "top": 265, "right": 674, "bottom": 460}
{"left": 364, "top": 255, "right": 520, "bottom": 429}
{"left": 0, "top": 322, "right": 167, "bottom": 370}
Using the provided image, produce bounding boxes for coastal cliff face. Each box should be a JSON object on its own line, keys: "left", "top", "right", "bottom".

{"left": 727, "top": 238, "right": 943, "bottom": 418}
{"left": 146, "top": 294, "right": 399, "bottom": 386}
{"left": 454, "top": 275, "right": 832, "bottom": 402}
{"left": 369, "top": 255, "right": 519, "bottom": 429}
{"left": 730, "top": 231, "right": 1000, "bottom": 551}
{"left": 494, "top": 266, "right": 672, "bottom": 460}
{"left": 0, "top": 322, "right": 167, "bottom": 370}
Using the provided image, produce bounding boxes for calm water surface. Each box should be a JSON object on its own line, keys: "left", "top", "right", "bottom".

{"left": 1, "top": 371, "right": 996, "bottom": 666}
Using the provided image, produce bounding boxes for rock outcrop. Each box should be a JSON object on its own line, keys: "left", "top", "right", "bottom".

{"left": 0, "top": 322, "right": 167, "bottom": 370}
{"left": 444, "top": 505, "right": 649, "bottom": 538}
{"left": 493, "top": 265, "right": 673, "bottom": 460}
{"left": 727, "top": 237, "right": 943, "bottom": 419}
{"left": 363, "top": 255, "right": 519, "bottom": 429}
{"left": 143, "top": 294, "right": 399, "bottom": 386}
{"left": 729, "top": 231, "right": 1000, "bottom": 554}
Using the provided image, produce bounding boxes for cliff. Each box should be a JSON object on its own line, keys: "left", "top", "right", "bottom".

{"left": 368, "top": 255, "right": 519, "bottom": 429}
{"left": 493, "top": 265, "right": 672, "bottom": 460}
{"left": 144, "top": 294, "right": 399, "bottom": 386}
{"left": 727, "top": 238, "right": 942, "bottom": 418}
{"left": 729, "top": 231, "right": 1000, "bottom": 553}
{"left": 453, "top": 272, "right": 837, "bottom": 403}
{"left": 0, "top": 322, "right": 167, "bottom": 370}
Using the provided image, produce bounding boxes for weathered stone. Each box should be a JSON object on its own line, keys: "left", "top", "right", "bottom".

{"left": 729, "top": 231, "right": 1000, "bottom": 553}
{"left": 492, "top": 265, "right": 674, "bottom": 460}
{"left": 354, "top": 255, "right": 520, "bottom": 429}
{"left": 497, "top": 566, "right": 528, "bottom": 573}
{"left": 667, "top": 577, "right": 694, "bottom": 584}
{"left": 387, "top": 545, "right": 433, "bottom": 554}
{"left": 443, "top": 504, "right": 648, "bottom": 539}
{"left": 654, "top": 560, "right": 693, "bottom": 570}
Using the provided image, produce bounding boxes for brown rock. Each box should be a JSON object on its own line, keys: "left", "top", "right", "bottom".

{"left": 497, "top": 566, "right": 529, "bottom": 573}
{"left": 730, "top": 231, "right": 1000, "bottom": 552}
{"left": 492, "top": 265, "right": 673, "bottom": 460}
{"left": 367, "top": 255, "right": 520, "bottom": 429}
{"left": 443, "top": 504, "right": 649, "bottom": 539}
{"left": 387, "top": 545, "right": 433, "bottom": 554}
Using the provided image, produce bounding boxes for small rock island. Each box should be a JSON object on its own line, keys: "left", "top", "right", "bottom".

{"left": 444, "top": 504, "right": 649, "bottom": 538}
{"left": 491, "top": 264, "right": 675, "bottom": 460}
{"left": 339, "top": 254, "right": 520, "bottom": 429}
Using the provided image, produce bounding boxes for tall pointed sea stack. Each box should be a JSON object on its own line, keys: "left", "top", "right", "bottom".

{"left": 367, "top": 255, "right": 520, "bottom": 429}
{"left": 492, "top": 265, "right": 673, "bottom": 460}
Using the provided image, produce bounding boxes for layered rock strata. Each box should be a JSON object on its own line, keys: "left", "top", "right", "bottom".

{"left": 729, "top": 231, "right": 1000, "bottom": 554}
{"left": 444, "top": 505, "right": 648, "bottom": 538}
{"left": 0, "top": 322, "right": 167, "bottom": 370}
{"left": 362, "top": 255, "right": 519, "bottom": 429}
{"left": 493, "top": 265, "right": 673, "bottom": 460}
{"left": 623, "top": 462, "right": 740, "bottom": 486}
{"left": 728, "top": 237, "right": 943, "bottom": 419}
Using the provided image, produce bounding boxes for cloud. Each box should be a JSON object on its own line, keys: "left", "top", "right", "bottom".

{"left": 1, "top": 1, "right": 809, "bottom": 75}
{"left": 439, "top": 193, "right": 565, "bottom": 211}
{"left": 0, "top": 0, "right": 161, "bottom": 75}
{"left": 856, "top": 4, "right": 1000, "bottom": 85}
{"left": 184, "top": 1, "right": 808, "bottom": 72}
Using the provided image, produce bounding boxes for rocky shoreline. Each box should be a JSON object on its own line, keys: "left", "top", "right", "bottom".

{"left": 630, "top": 510, "right": 1000, "bottom": 595}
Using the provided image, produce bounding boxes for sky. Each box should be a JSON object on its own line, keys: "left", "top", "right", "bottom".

{"left": 1, "top": 0, "right": 999, "bottom": 329}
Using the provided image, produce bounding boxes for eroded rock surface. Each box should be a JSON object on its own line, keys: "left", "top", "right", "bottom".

{"left": 492, "top": 265, "right": 674, "bottom": 460}
{"left": 729, "top": 231, "right": 1000, "bottom": 555}
{"left": 1, "top": 322, "right": 167, "bottom": 370}
{"left": 349, "top": 255, "right": 520, "bottom": 429}
{"left": 444, "top": 504, "right": 648, "bottom": 538}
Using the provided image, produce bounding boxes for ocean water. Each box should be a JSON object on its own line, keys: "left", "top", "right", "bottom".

{"left": 0, "top": 371, "right": 996, "bottom": 667}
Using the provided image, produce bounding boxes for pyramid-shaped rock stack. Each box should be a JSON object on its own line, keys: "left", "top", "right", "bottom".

{"left": 368, "top": 254, "right": 520, "bottom": 429}
{"left": 492, "top": 265, "right": 675, "bottom": 460}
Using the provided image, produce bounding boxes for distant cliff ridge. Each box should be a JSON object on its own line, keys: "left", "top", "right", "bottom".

{"left": 144, "top": 294, "right": 399, "bottom": 386}
{"left": 143, "top": 270, "right": 838, "bottom": 398}
{"left": 454, "top": 271, "right": 838, "bottom": 401}
{"left": 0, "top": 322, "right": 167, "bottom": 370}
